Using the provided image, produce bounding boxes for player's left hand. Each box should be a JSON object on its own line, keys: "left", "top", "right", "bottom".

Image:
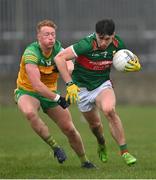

{"left": 66, "top": 82, "right": 80, "bottom": 104}
{"left": 124, "top": 55, "right": 141, "bottom": 72}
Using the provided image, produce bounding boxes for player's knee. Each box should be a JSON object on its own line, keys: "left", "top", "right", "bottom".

{"left": 64, "top": 126, "right": 78, "bottom": 138}
{"left": 90, "top": 121, "right": 102, "bottom": 130}
{"left": 103, "top": 106, "right": 116, "bottom": 118}
{"left": 24, "top": 109, "right": 37, "bottom": 121}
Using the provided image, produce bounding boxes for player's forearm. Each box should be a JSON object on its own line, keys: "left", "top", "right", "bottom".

{"left": 66, "top": 60, "right": 74, "bottom": 75}
{"left": 54, "top": 56, "right": 72, "bottom": 83}
{"left": 32, "top": 81, "right": 57, "bottom": 100}
{"left": 32, "top": 81, "right": 70, "bottom": 109}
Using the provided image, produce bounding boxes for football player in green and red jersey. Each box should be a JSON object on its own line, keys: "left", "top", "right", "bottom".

{"left": 14, "top": 19, "right": 95, "bottom": 168}
{"left": 54, "top": 19, "right": 141, "bottom": 165}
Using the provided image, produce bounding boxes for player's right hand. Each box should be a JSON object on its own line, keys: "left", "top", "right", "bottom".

{"left": 57, "top": 96, "right": 70, "bottom": 109}
{"left": 66, "top": 82, "right": 80, "bottom": 104}
{"left": 124, "top": 55, "right": 141, "bottom": 72}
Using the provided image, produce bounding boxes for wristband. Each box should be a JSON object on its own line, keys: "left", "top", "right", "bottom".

{"left": 53, "top": 94, "right": 60, "bottom": 102}
{"left": 66, "top": 81, "right": 73, "bottom": 86}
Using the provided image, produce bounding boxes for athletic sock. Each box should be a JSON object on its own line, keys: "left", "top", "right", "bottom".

{"left": 45, "top": 135, "right": 58, "bottom": 150}
{"left": 120, "top": 144, "right": 128, "bottom": 155}
{"left": 79, "top": 154, "right": 89, "bottom": 163}
{"left": 98, "top": 143, "right": 106, "bottom": 148}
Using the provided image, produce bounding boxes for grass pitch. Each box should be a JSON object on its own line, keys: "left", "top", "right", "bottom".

{"left": 0, "top": 105, "right": 155, "bottom": 179}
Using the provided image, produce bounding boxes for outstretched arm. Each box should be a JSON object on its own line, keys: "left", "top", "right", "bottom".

{"left": 54, "top": 46, "right": 75, "bottom": 83}
{"left": 54, "top": 47, "right": 80, "bottom": 103}
{"left": 25, "top": 64, "right": 69, "bottom": 108}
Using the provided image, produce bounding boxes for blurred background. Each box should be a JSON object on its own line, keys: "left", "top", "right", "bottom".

{"left": 0, "top": 0, "right": 156, "bottom": 106}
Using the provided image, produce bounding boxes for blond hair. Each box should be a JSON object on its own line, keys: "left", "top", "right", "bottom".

{"left": 36, "top": 19, "right": 57, "bottom": 33}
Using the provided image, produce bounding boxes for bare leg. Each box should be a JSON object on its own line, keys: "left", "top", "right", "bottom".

{"left": 96, "top": 88, "right": 126, "bottom": 145}
{"left": 18, "top": 95, "right": 51, "bottom": 139}
{"left": 82, "top": 108, "right": 108, "bottom": 162}
{"left": 95, "top": 88, "right": 137, "bottom": 165}
{"left": 82, "top": 107, "right": 105, "bottom": 145}
{"left": 46, "top": 106, "right": 96, "bottom": 167}
{"left": 18, "top": 95, "right": 67, "bottom": 163}
{"left": 46, "top": 106, "right": 86, "bottom": 157}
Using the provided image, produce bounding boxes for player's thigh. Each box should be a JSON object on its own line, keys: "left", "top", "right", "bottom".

{"left": 96, "top": 88, "right": 116, "bottom": 111}
{"left": 46, "top": 106, "right": 74, "bottom": 130}
{"left": 18, "top": 94, "right": 40, "bottom": 114}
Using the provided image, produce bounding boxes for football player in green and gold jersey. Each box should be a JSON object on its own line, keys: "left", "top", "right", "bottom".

{"left": 55, "top": 19, "right": 141, "bottom": 166}
{"left": 15, "top": 19, "right": 95, "bottom": 168}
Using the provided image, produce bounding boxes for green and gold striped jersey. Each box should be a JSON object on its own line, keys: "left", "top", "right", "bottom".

{"left": 17, "top": 41, "right": 62, "bottom": 92}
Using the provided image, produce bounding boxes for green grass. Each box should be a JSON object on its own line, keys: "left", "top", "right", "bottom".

{"left": 0, "top": 105, "right": 156, "bottom": 179}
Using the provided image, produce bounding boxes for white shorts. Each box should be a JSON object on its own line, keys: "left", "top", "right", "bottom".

{"left": 77, "top": 80, "right": 112, "bottom": 112}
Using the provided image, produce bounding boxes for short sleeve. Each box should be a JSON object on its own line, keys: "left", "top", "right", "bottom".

{"left": 23, "top": 48, "right": 38, "bottom": 65}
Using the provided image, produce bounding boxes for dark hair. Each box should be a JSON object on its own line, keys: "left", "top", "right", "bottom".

{"left": 95, "top": 19, "right": 115, "bottom": 36}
